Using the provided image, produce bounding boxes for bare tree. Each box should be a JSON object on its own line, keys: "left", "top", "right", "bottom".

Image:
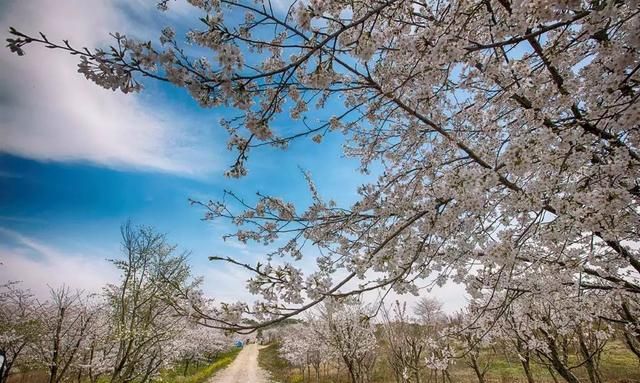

{"left": 414, "top": 298, "right": 446, "bottom": 328}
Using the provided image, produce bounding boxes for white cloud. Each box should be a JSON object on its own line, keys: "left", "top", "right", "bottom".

{"left": 0, "top": 0, "right": 218, "bottom": 176}
{"left": 0, "top": 227, "right": 119, "bottom": 299}
{"left": 201, "top": 263, "right": 256, "bottom": 302}
{"left": 0, "top": 227, "right": 255, "bottom": 303}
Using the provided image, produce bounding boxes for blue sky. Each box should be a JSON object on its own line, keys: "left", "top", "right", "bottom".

{"left": 0, "top": 0, "right": 468, "bottom": 312}
{"left": 0, "top": 0, "right": 365, "bottom": 299}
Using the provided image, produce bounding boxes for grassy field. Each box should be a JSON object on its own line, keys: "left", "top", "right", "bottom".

{"left": 445, "top": 342, "right": 640, "bottom": 383}
{"left": 157, "top": 347, "right": 242, "bottom": 383}
{"left": 259, "top": 342, "right": 640, "bottom": 383}
{"left": 259, "top": 343, "right": 305, "bottom": 383}
{"left": 6, "top": 347, "right": 242, "bottom": 383}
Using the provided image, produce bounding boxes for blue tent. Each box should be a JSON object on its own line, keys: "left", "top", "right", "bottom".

{"left": 234, "top": 340, "right": 244, "bottom": 348}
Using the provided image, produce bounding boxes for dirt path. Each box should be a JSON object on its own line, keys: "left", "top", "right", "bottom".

{"left": 208, "top": 344, "right": 270, "bottom": 383}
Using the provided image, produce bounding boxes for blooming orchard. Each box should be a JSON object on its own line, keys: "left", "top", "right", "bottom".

{"left": 0, "top": 225, "right": 232, "bottom": 383}
{"left": 279, "top": 322, "right": 333, "bottom": 380}
{"left": 280, "top": 300, "right": 377, "bottom": 383}
{"left": 7, "top": 0, "right": 640, "bottom": 341}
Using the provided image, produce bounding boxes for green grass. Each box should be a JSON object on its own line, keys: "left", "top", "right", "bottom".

{"left": 258, "top": 343, "right": 304, "bottom": 383}
{"left": 156, "top": 348, "right": 242, "bottom": 383}
{"left": 7, "top": 348, "right": 242, "bottom": 383}
{"left": 258, "top": 341, "right": 640, "bottom": 383}
{"left": 446, "top": 341, "right": 640, "bottom": 383}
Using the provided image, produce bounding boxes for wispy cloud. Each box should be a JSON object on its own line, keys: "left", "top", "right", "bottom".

{"left": 0, "top": 0, "right": 219, "bottom": 176}
{"left": 202, "top": 262, "right": 255, "bottom": 302}
{"left": 0, "top": 227, "right": 119, "bottom": 299}
{"left": 0, "top": 226, "right": 257, "bottom": 303}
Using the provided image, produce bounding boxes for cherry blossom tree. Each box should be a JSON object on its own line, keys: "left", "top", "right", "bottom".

{"left": 279, "top": 323, "right": 321, "bottom": 381}
{"left": 468, "top": 285, "right": 617, "bottom": 383}
{"left": 74, "top": 304, "right": 118, "bottom": 383}
{"left": 6, "top": 0, "right": 640, "bottom": 334}
{"left": 103, "top": 222, "right": 196, "bottom": 383}
{"left": 171, "top": 322, "right": 230, "bottom": 375}
{"left": 278, "top": 301, "right": 379, "bottom": 383}
{"left": 616, "top": 294, "right": 640, "bottom": 359}
{"left": 449, "top": 310, "right": 496, "bottom": 383}
{"left": 0, "top": 282, "right": 40, "bottom": 383}
{"left": 277, "top": 324, "right": 307, "bottom": 367}
{"left": 380, "top": 301, "right": 431, "bottom": 383}
{"left": 30, "top": 287, "right": 98, "bottom": 383}
{"left": 314, "top": 300, "right": 377, "bottom": 383}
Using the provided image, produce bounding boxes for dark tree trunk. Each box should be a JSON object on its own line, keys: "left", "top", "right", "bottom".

{"left": 520, "top": 356, "right": 536, "bottom": 383}
{"left": 577, "top": 333, "right": 601, "bottom": 383}
{"left": 469, "top": 355, "right": 485, "bottom": 383}
{"left": 547, "top": 366, "right": 560, "bottom": 383}
{"left": 49, "top": 306, "right": 65, "bottom": 383}
{"left": 0, "top": 362, "right": 12, "bottom": 383}
{"left": 183, "top": 358, "right": 191, "bottom": 376}
{"left": 548, "top": 353, "right": 582, "bottom": 383}
{"left": 541, "top": 330, "right": 582, "bottom": 383}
